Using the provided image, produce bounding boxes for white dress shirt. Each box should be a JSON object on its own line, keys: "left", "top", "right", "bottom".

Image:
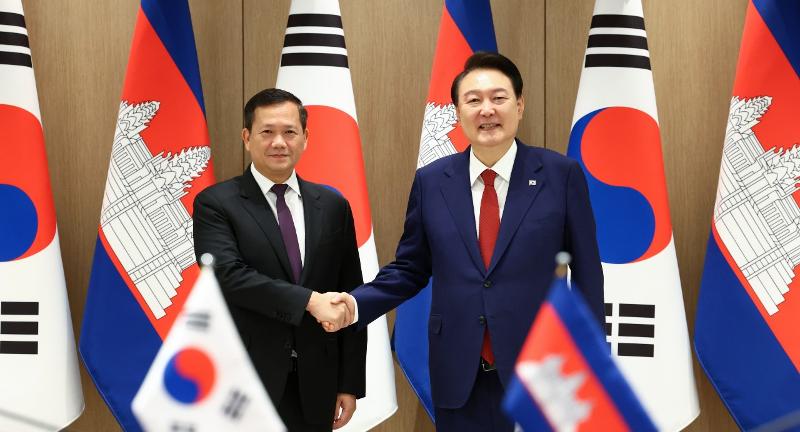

{"left": 250, "top": 163, "right": 306, "bottom": 264}
{"left": 469, "top": 140, "right": 516, "bottom": 232}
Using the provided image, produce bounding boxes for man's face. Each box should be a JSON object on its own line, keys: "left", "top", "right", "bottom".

{"left": 243, "top": 101, "right": 308, "bottom": 183}
{"left": 455, "top": 68, "right": 524, "bottom": 151}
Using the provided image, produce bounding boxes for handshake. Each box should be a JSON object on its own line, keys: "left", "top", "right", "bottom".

{"left": 306, "top": 291, "right": 357, "bottom": 332}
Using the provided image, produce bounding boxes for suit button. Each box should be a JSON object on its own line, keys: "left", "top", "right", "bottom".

{"left": 483, "top": 280, "right": 492, "bottom": 288}
{"left": 478, "top": 315, "right": 486, "bottom": 326}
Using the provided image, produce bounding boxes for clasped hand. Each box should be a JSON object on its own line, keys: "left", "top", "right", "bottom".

{"left": 306, "top": 292, "right": 356, "bottom": 332}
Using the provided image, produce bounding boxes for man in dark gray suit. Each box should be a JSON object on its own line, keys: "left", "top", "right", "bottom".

{"left": 193, "top": 88, "right": 366, "bottom": 431}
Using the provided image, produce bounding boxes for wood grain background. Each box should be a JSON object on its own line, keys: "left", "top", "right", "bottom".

{"left": 21, "top": 0, "right": 746, "bottom": 430}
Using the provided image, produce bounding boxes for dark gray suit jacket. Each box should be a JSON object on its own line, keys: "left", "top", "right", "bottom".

{"left": 193, "top": 166, "right": 367, "bottom": 424}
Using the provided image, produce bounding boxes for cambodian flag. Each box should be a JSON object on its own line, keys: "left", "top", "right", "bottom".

{"left": 503, "top": 271, "right": 656, "bottom": 432}
{"left": 695, "top": 1, "right": 800, "bottom": 429}
{"left": 393, "top": 0, "right": 496, "bottom": 420}
{"left": 79, "top": 1, "right": 215, "bottom": 430}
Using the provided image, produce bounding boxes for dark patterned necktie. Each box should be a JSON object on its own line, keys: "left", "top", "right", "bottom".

{"left": 271, "top": 184, "right": 302, "bottom": 284}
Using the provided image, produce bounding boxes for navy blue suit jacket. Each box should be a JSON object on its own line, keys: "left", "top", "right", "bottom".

{"left": 351, "top": 140, "right": 603, "bottom": 409}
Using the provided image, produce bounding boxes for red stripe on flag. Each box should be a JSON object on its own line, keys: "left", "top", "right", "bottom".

{"left": 718, "top": 2, "right": 800, "bottom": 372}
{"left": 121, "top": 9, "right": 214, "bottom": 212}
{"left": 426, "top": 7, "right": 473, "bottom": 152}
{"left": 0, "top": 105, "right": 56, "bottom": 259}
{"left": 296, "top": 105, "right": 372, "bottom": 247}
{"left": 100, "top": 9, "right": 212, "bottom": 339}
{"left": 519, "top": 303, "right": 630, "bottom": 432}
{"left": 734, "top": 2, "right": 800, "bottom": 152}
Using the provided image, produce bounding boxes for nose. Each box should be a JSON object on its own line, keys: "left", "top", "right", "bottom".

{"left": 271, "top": 134, "right": 287, "bottom": 148}
{"left": 479, "top": 100, "right": 494, "bottom": 116}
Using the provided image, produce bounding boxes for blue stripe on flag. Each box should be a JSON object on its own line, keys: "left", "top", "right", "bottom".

{"left": 79, "top": 237, "right": 162, "bottom": 432}
{"left": 695, "top": 233, "right": 800, "bottom": 430}
{"left": 445, "top": 0, "right": 497, "bottom": 53}
{"left": 753, "top": 0, "right": 800, "bottom": 78}
{"left": 141, "top": 0, "right": 206, "bottom": 113}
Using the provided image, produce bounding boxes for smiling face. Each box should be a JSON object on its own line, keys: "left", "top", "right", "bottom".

{"left": 243, "top": 101, "right": 308, "bottom": 183}
{"left": 455, "top": 68, "right": 524, "bottom": 155}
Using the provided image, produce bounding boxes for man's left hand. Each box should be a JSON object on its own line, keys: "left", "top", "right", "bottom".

{"left": 332, "top": 393, "right": 356, "bottom": 429}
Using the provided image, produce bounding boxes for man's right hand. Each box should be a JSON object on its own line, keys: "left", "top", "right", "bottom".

{"left": 306, "top": 292, "right": 353, "bottom": 331}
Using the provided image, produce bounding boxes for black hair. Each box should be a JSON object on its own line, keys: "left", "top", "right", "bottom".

{"left": 243, "top": 88, "right": 308, "bottom": 131}
{"left": 450, "top": 51, "right": 523, "bottom": 105}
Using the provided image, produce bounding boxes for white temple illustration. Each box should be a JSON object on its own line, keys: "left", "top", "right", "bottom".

{"left": 418, "top": 102, "right": 458, "bottom": 167}
{"left": 517, "top": 355, "right": 591, "bottom": 430}
{"left": 101, "top": 101, "right": 211, "bottom": 319}
{"left": 714, "top": 96, "right": 800, "bottom": 316}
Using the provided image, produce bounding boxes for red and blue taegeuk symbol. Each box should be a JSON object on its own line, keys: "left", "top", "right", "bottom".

{"left": 162, "top": 347, "right": 216, "bottom": 404}
{"left": 567, "top": 107, "right": 672, "bottom": 264}
{"left": 0, "top": 105, "right": 57, "bottom": 262}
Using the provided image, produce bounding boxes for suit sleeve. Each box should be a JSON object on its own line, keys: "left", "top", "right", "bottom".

{"left": 193, "top": 190, "right": 312, "bottom": 327}
{"left": 565, "top": 160, "right": 605, "bottom": 325}
{"left": 336, "top": 201, "right": 367, "bottom": 398}
{"left": 351, "top": 170, "right": 432, "bottom": 328}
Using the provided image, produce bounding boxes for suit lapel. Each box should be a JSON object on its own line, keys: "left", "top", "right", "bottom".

{"left": 298, "top": 178, "right": 321, "bottom": 286}
{"left": 440, "top": 150, "right": 486, "bottom": 273}
{"left": 489, "top": 142, "right": 544, "bottom": 274}
{"left": 238, "top": 168, "right": 295, "bottom": 281}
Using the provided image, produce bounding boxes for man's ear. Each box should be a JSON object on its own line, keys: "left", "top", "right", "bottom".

{"left": 242, "top": 128, "right": 250, "bottom": 150}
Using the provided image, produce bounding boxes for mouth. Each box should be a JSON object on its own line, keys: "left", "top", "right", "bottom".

{"left": 479, "top": 123, "right": 500, "bottom": 131}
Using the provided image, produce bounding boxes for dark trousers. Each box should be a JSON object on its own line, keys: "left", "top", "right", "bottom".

{"left": 277, "top": 370, "right": 331, "bottom": 432}
{"left": 434, "top": 368, "right": 515, "bottom": 432}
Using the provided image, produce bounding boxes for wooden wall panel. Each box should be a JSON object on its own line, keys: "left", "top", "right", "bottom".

{"left": 493, "top": 0, "right": 545, "bottom": 149}
{"left": 20, "top": 0, "right": 755, "bottom": 430}
{"left": 647, "top": 0, "right": 746, "bottom": 430}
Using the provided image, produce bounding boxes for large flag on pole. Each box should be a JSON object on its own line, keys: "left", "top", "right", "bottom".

{"left": 695, "top": 1, "right": 800, "bottom": 429}
{"left": 503, "top": 256, "right": 656, "bottom": 432}
{"left": 566, "top": 1, "right": 699, "bottom": 430}
{"left": 132, "top": 255, "right": 285, "bottom": 432}
{"left": 392, "top": 0, "right": 496, "bottom": 420}
{"left": 0, "top": 1, "right": 84, "bottom": 430}
{"left": 79, "top": 0, "right": 215, "bottom": 430}
{"left": 276, "top": 1, "right": 397, "bottom": 429}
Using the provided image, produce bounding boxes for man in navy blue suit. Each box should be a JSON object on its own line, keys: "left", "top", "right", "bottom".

{"left": 332, "top": 52, "right": 604, "bottom": 431}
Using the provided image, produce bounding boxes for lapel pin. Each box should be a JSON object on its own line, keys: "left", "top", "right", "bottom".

{"left": 529, "top": 180, "right": 537, "bottom": 186}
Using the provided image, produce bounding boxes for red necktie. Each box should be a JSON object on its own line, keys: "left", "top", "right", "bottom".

{"left": 478, "top": 169, "right": 498, "bottom": 365}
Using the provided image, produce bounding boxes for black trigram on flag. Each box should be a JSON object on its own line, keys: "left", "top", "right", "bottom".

{"left": 0, "top": 301, "right": 39, "bottom": 355}
{"left": 185, "top": 311, "right": 210, "bottom": 331}
{"left": 169, "top": 422, "right": 196, "bottom": 432}
{"left": 0, "top": 10, "right": 32, "bottom": 68}
{"left": 281, "top": 13, "right": 348, "bottom": 68}
{"left": 605, "top": 302, "right": 655, "bottom": 358}
{"left": 585, "top": 14, "right": 651, "bottom": 70}
{"left": 222, "top": 388, "right": 250, "bottom": 421}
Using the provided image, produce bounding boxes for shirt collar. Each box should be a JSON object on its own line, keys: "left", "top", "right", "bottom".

{"left": 250, "top": 163, "right": 302, "bottom": 197}
{"left": 469, "top": 140, "right": 517, "bottom": 186}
